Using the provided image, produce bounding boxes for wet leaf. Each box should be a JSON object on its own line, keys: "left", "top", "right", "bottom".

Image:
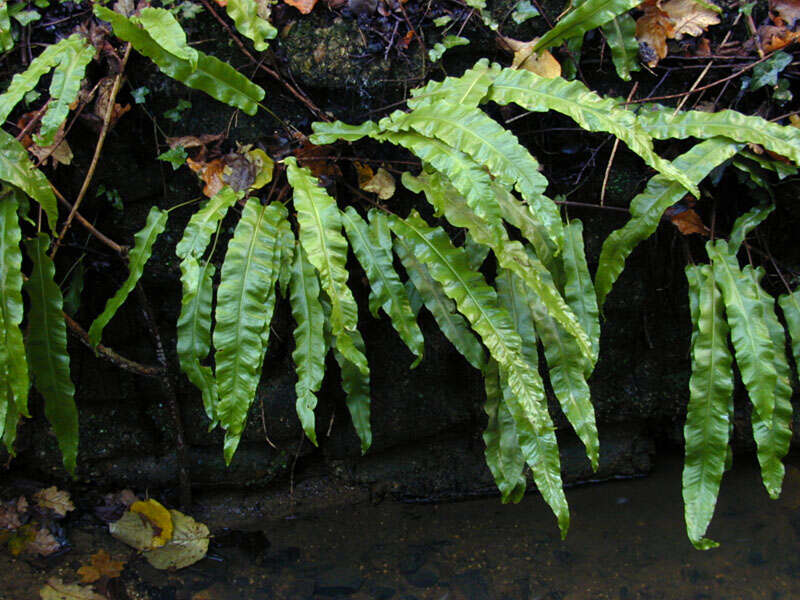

{"left": 666, "top": 206, "right": 708, "bottom": 236}
{"left": 284, "top": 0, "right": 318, "bottom": 14}
{"left": 158, "top": 146, "right": 188, "bottom": 170}
{"left": 0, "top": 496, "right": 27, "bottom": 530}
{"left": 758, "top": 23, "right": 800, "bottom": 52}
{"left": 78, "top": 550, "right": 126, "bottom": 583}
{"left": 7, "top": 523, "right": 37, "bottom": 555}
{"left": 130, "top": 499, "right": 173, "bottom": 547}
{"left": 109, "top": 511, "right": 157, "bottom": 551}
{"left": 39, "top": 578, "right": 106, "bottom": 600}
{"left": 635, "top": 1, "right": 674, "bottom": 67}
{"left": 750, "top": 51, "right": 792, "bottom": 91}
{"left": 188, "top": 157, "right": 226, "bottom": 197}
{"left": 143, "top": 510, "right": 210, "bottom": 570}
{"left": 26, "top": 527, "right": 61, "bottom": 556}
{"left": 34, "top": 487, "right": 75, "bottom": 517}
{"left": 360, "top": 167, "right": 396, "bottom": 199}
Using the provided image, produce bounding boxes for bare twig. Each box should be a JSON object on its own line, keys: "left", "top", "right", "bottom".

{"left": 52, "top": 186, "right": 125, "bottom": 255}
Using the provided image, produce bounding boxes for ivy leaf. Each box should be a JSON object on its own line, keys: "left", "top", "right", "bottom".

{"left": 750, "top": 51, "right": 792, "bottom": 91}
{"left": 157, "top": 146, "right": 188, "bottom": 170}
{"left": 428, "top": 35, "right": 470, "bottom": 62}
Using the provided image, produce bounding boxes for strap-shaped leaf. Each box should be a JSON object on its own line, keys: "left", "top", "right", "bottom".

{"left": 728, "top": 203, "right": 774, "bottom": 254}
{"left": 749, "top": 267, "right": 792, "bottom": 499}
{"left": 407, "top": 58, "right": 500, "bottom": 109}
{"left": 224, "top": 0, "right": 277, "bottom": 51}
{"left": 0, "top": 3, "right": 12, "bottom": 53}
{"left": 392, "top": 231, "right": 486, "bottom": 372}
{"left": 24, "top": 234, "right": 78, "bottom": 475}
{"left": 682, "top": 264, "right": 732, "bottom": 550}
{"left": 595, "top": 139, "right": 739, "bottom": 309}
{"left": 778, "top": 289, "right": 800, "bottom": 378}
{"left": 562, "top": 220, "right": 599, "bottom": 367}
{"left": 0, "top": 190, "right": 29, "bottom": 437}
{"left": 88, "top": 206, "right": 168, "bottom": 348}
{"left": 94, "top": 6, "right": 265, "bottom": 115}
{"left": 514, "top": 266, "right": 599, "bottom": 471}
{"left": 36, "top": 38, "right": 94, "bottom": 146}
{"left": 176, "top": 187, "right": 242, "bottom": 259}
{"left": 277, "top": 218, "right": 295, "bottom": 298}
{"left": 333, "top": 328, "right": 372, "bottom": 454}
{"left": 496, "top": 270, "right": 538, "bottom": 369}
{"left": 493, "top": 182, "right": 558, "bottom": 271}
{"left": 177, "top": 256, "right": 218, "bottom": 425}
{"left": 482, "top": 359, "right": 526, "bottom": 503}
{"left": 3, "top": 398, "right": 21, "bottom": 454}
{"left": 405, "top": 171, "right": 593, "bottom": 364}
{"left": 341, "top": 207, "right": 424, "bottom": 366}
{"left": 286, "top": 157, "right": 358, "bottom": 336}
{"left": 488, "top": 68, "right": 698, "bottom": 196}
{"left": 213, "top": 199, "right": 284, "bottom": 463}
{"left": 0, "top": 130, "right": 58, "bottom": 232}
{"left": 290, "top": 244, "right": 325, "bottom": 446}
{"left": 707, "top": 240, "right": 776, "bottom": 424}
{"left": 380, "top": 102, "right": 562, "bottom": 246}
{"left": 601, "top": 14, "right": 639, "bottom": 81}
{"left": 309, "top": 120, "right": 381, "bottom": 145}
{"left": 532, "top": 0, "right": 642, "bottom": 52}
{"left": 464, "top": 233, "right": 490, "bottom": 271}
{"left": 388, "top": 211, "right": 569, "bottom": 535}
{"left": 133, "top": 8, "right": 199, "bottom": 69}
{"left": 637, "top": 108, "right": 800, "bottom": 167}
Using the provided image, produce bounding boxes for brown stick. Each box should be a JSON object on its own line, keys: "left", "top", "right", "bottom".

{"left": 52, "top": 185, "right": 126, "bottom": 255}
{"left": 52, "top": 43, "right": 133, "bottom": 257}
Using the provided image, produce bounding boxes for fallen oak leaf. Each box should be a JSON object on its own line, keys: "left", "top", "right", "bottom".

{"left": 635, "top": 0, "right": 673, "bottom": 67}
{"left": 78, "top": 550, "right": 126, "bottom": 583}
{"left": 34, "top": 487, "right": 75, "bottom": 517}
{"left": 663, "top": 0, "right": 720, "bottom": 39}
{"left": 39, "top": 577, "right": 107, "bottom": 600}
{"left": 26, "top": 527, "right": 62, "bottom": 556}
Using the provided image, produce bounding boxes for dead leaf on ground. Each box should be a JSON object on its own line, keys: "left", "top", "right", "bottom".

{"left": 294, "top": 138, "right": 342, "bottom": 180}
{"left": 664, "top": 0, "right": 720, "bottom": 39}
{"left": 758, "top": 23, "right": 800, "bottom": 52}
{"left": 636, "top": 0, "right": 719, "bottom": 67}
{"left": 39, "top": 577, "right": 107, "bottom": 600}
{"left": 143, "top": 509, "right": 210, "bottom": 570}
{"left": 354, "top": 161, "right": 374, "bottom": 188}
{"left": 0, "top": 496, "right": 27, "bottom": 530}
{"left": 166, "top": 133, "right": 225, "bottom": 150}
{"left": 130, "top": 499, "right": 173, "bottom": 547}
{"left": 284, "top": 0, "right": 318, "bottom": 14}
{"left": 7, "top": 523, "right": 38, "bottom": 555}
{"left": 499, "top": 36, "right": 561, "bottom": 78}
{"left": 26, "top": 527, "right": 62, "bottom": 556}
{"left": 93, "top": 77, "right": 130, "bottom": 127}
{"left": 78, "top": 550, "right": 126, "bottom": 583}
{"left": 666, "top": 205, "right": 708, "bottom": 236}
{"left": 772, "top": 0, "right": 800, "bottom": 28}
{"left": 361, "top": 167, "right": 396, "bottom": 200}
{"left": 187, "top": 157, "right": 226, "bottom": 198}
{"left": 34, "top": 487, "right": 75, "bottom": 517}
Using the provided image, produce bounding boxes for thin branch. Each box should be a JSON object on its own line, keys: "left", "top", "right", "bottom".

{"left": 52, "top": 185, "right": 126, "bottom": 255}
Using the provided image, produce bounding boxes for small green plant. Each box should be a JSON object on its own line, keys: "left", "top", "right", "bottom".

{"left": 0, "top": 0, "right": 799, "bottom": 548}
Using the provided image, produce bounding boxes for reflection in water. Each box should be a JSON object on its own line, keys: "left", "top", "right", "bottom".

{"left": 201, "top": 455, "right": 800, "bottom": 599}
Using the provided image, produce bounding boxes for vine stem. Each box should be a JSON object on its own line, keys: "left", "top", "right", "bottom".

{"left": 51, "top": 43, "right": 132, "bottom": 258}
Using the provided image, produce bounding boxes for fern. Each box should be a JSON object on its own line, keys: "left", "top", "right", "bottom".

{"left": 0, "top": 3, "right": 12, "bottom": 53}
{"left": 333, "top": 327, "right": 372, "bottom": 454}
{"left": 532, "top": 0, "right": 642, "bottom": 52}
{"left": 407, "top": 59, "right": 499, "bottom": 109}
{"left": 224, "top": 0, "right": 277, "bottom": 52}
{"left": 601, "top": 14, "right": 639, "bottom": 81}
{"left": 133, "top": 8, "right": 199, "bottom": 69}
{"left": 24, "top": 234, "right": 78, "bottom": 474}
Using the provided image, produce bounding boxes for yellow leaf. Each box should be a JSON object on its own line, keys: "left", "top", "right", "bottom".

{"left": 247, "top": 148, "right": 274, "bottom": 190}
{"left": 361, "top": 167, "right": 396, "bottom": 200}
{"left": 130, "top": 499, "right": 173, "bottom": 547}
{"left": 354, "top": 161, "right": 374, "bottom": 188}
{"left": 143, "top": 509, "right": 210, "bottom": 570}
{"left": 662, "top": 0, "right": 720, "bottom": 39}
{"left": 39, "top": 577, "right": 106, "bottom": 600}
{"left": 501, "top": 37, "right": 562, "bottom": 78}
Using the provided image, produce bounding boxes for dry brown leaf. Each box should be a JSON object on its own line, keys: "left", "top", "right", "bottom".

{"left": 0, "top": 496, "right": 27, "bottom": 530}
{"left": 34, "top": 487, "right": 75, "bottom": 517}
{"left": 30, "top": 122, "right": 73, "bottom": 167}
{"left": 662, "top": 0, "right": 720, "bottom": 39}
{"left": 294, "top": 138, "right": 342, "bottom": 180}
{"left": 758, "top": 23, "right": 800, "bottom": 52}
{"left": 78, "top": 550, "right": 126, "bottom": 583}
{"left": 284, "top": 0, "right": 318, "bottom": 14}
{"left": 39, "top": 577, "right": 107, "bottom": 600}
{"left": 666, "top": 206, "right": 708, "bottom": 236}
{"left": 94, "top": 78, "right": 130, "bottom": 127}
{"left": 635, "top": 1, "right": 673, "bottom": 67}
{"left": 26, "top": 527, "right": 62, "bottom": 556}
{"left": 500, "top": 37, "right": 562, "bottom": 78}
{"left": 166, "top": 133, "right": 224, "bottom": 150}
{"left": 187, "top": 157, "right": 226, "bottom": 198}
{"left": 361, "top": 167, "right": 396, "bottom": 199}
{"left": 772, "top": 0, "right": 800, "bottom": 28}
{"left": 354, "top": 161, "right": 374, "bottom": 188}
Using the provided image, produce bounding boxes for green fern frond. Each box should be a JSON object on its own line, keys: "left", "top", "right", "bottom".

{"left": 277, "top": 218, "right": 295, "bottom": 298}
{"left": 94, "top": 6, "right": 265, "bottom": 115}
{"left": 0, "top": 3, "right": 12, "bottom": 53}
{"left": 778, "top": 290, "right": 800, "bottom": 378}
{"left": 341, "top": 207, "right": 424, "bottom": 366}
{"left": 682, "top": 264, "right": 732, "bottom": 550}
{"left": 88, "top": 206, "right": 168, "bottom": 348}
{"left": 728, "top": 203, "right": 774, "bottom": 254}
{"left": 176, "top": 187, "right": 243, "bottom": 260}
{"left": 595, "top": 139, "right": 740, "bottom": 309}
{"left": 309, "top": 120, "right": 381, "bottom": 145}
{"left": 224, "top": 0, "right": 277, "bottom": 51}
{"left": 407, "top": 58, "right": 500, "bottom": 109}
{"left": 493, "top": 182, "right": 558, "bottom": 271}
{"left": 706, "top": 240, "right": 776, "bottom": 424}
{"left": 24, "top": 234, "right": 78, "bottom": 475}
{"left": 601, "top": 14, "right": 639, "bottom": 81}
{"left": 333, "top": 328, "right": 372, "bottom": 454}
{"left": 488, "top": 69, "right": 698, "bottom": 196}
{"left": 133, "top": 8, "right": 199, "bottom": 69}
{"left": 0, "top": 189, "right": 29, "bottom": 446}
{"left": 561, "top": 220, "right": 600, "bottom": 366}
{"left": 213, "top": 199, "right": 284, "bottom": 463}
{"left": 532, "top": 0, "right": 642, "bottom": 52}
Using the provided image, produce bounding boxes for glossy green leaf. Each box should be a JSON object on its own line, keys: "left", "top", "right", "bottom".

{"left": 496, "top": 270, "right": 538, "bottom": 371}
{"left": 561, "top": 220, "right": 599, "bottom": 366}
{"left": 94, "top": 6, "right": 265, "bottom": 115}
{"left": 290, "top": 244, "right": 325, "bottom": 446}
{"left": 0, "top": 3, "right": 12, "bottom": 53}
{"left": 463, "top": 233, "right": 490, "bottom": 271}
{"left": 88, "top": 206, "right": 168, "bottom": 348}
{"left": 0, "top": 189, "right": 29, "bottom": 443}
{"left": 595, "top": 139, "right": 739, "bottom": 309}
{"left": 482, "top": 359, "right": 526, "bottom": 503}
{"left": 177, "top": 256, "right": 218, "bottom": 425}
{"left": 388, "top": 211, "right": 569, "bottom": 536}
{"left": 636, "top": 107, "right": 800, "bottom": 167}
{"left": 749, "top": 267, "right": 793, "bottom": 499}
{"left": 309, "top": 120, "right": 381, "bottom": 145}
{"left": 532, "top": 0, "right": 642, "bottom": 52}
{"left": 213, "top": 200, "right": 284, "bottom": 463}
{"left": 392, "top": 230, "right": 486, "bottom": 372}
{"left": 778, "top": 290, "right": 800, "bottom": 378}
{"left": 224, "top": 0, "right": 277, "bottom": 52}
{"left": 24, "top": 234, "right": 78, "bottom": 475}
{"left": 493, "top": 182, "right": 557, "bottom": 270}
{"left": 341, "top": 207, "right": 424, "bottom": 366}
{"left": 707, "top": 240, "right": 776, "bottom": 424}
{"left": 333, "top": 328, "right": 372, "bottom": 454}
{"left": 407, "top": 58, "right": 500, "bottom": 109}
{"left": 380, "top": 102, "right": 562, "bottom": 246}
{"left": 601, "top": 14, "right": 639, "bottom": 81}
{"left": 0, "top": 130, "right": 58, "bottom": 232}
{"left": 36, "top": 38, "right": 94, "bottom": 146}
{"left": 682, "top": 264, "right": 732, "bottom": 550}
{"left": 277, "top": 218, "right": 295, "bottom": 298}
{"left": 488, "top": 68, "right": 698, "bottom": 196}
{"left": 286, "top": 157, "right": 358, "bottom": 336}
{"left": 728, "top": 203, "right": 774, "bottom": 254}
{"left": 133, "top": 8, "right": 199, "bottom": 69}
{"left": 176, "top": 187, "right": 242, "bottom": 260}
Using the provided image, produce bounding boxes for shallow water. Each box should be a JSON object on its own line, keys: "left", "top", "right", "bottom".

{"left": 3, "top": 454, "right": 800, "bottom": 599}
